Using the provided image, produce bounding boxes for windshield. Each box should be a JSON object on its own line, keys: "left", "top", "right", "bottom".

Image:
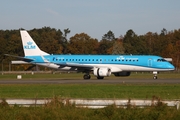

{"left": 157, "top": 59, "right": 167, "bottom": 62}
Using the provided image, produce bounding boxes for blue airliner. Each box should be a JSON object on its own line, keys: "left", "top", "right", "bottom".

{"left": 7, "top": 30, "right": 175, "bottom": 79}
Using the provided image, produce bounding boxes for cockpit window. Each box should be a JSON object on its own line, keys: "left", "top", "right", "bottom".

{"left": 157, "top": 59, "right": 166, "bottom": 62}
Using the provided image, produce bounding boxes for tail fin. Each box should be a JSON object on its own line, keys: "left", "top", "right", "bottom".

{"left": 20, "top": 30, "right": 49, "bottom": 56}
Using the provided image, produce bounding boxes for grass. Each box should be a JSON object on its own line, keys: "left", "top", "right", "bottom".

{"left": 0, "top": 97, "right": 180, "bottom": 120}
{"left": 0, "top": 84, "right": 180, "bottom": 99}
{"left": 0, "top": 72, "right": 179, "bottom": 99}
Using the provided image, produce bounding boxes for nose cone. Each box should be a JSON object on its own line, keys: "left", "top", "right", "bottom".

{"left": 167, "top": 63, "right": 175, "bottom": 70}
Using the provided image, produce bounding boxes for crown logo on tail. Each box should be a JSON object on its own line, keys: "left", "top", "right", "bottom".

{"left": 27, "top": 41, "right": 33, "bottom": 45}
{"left": 24, "top": 41, "right": 36, "bottom": 49}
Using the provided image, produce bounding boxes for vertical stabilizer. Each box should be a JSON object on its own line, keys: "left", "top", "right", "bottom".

{"left": 20, "top": 30, "right": 49, "bottom": 56}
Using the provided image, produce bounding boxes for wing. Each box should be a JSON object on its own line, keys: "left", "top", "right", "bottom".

{"left": 57, "top": 62, "right": 123, "bottom": 73}
{"left": 55, "top": 62, "right": 94, "bottom": 71}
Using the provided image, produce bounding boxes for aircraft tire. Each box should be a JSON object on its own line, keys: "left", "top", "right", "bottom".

{"left": 83, "top": 74, "right": 91, "bottom": 80}
{"left": 97, "top": 76, "right": 104, "bottom": 79}
{"left": 153, "top": 76, "right": 157, "bottom": 79}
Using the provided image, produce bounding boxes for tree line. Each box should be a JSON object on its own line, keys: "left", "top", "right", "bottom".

{"left": 0, "top": 27, "right": 180, "bottom": 70}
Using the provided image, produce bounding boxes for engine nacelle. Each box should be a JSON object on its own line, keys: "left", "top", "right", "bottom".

{"left": 114, "top": 72, "right": 131, "bottom": 77}
{"left": 93, "top": 68, "right": 111, "bottom": 77}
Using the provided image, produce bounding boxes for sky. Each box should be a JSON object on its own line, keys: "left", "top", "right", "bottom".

{"left": 1, "top": 0, "right": 180, "bottom": 40}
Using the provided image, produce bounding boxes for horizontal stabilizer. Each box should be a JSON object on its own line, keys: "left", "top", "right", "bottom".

{"left": 4, "top": 54, "right": 34, "bottom": 61}
{"left": 11, "top": 61, "right": 30, "bottom": 64}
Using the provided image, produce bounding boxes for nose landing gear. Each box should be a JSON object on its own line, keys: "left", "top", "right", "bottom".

{"left": 153, "top": 71, "right": 158, "bottom": 79}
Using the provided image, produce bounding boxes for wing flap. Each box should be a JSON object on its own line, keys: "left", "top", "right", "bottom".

{"left": 56, "top": 62, "right": 93, "bottom": 68}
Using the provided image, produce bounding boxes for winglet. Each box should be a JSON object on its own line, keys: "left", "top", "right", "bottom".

{"left": 20, "top": 30, "right": 49, "bottom": 56}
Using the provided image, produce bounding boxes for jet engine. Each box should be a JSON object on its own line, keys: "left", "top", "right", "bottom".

{"left": 93, "top": 68, "right": 111, "bottom": 77}
{"left": 113, "top": 72, "right": 131, "bottom": 76}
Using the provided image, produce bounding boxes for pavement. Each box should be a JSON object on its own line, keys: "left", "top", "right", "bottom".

{"left": 0, "top": 78, "right": 179, "bottom": 84}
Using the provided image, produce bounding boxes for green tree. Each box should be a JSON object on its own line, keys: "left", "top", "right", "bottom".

{"left": 123, "top": 29, "right": 149, "bottom": 54}
{"left": 98, "top": 30, "right": 116, "bottom": 54}
{"left": 144, "top": 32, "right": 155, "bottom": 54}
{"left": 30, "top": 27, "right": 63, "bottom": 54}
{"left": 112, "top": 36, "right": 125, "bottom": 54}
{"left": 102, "top": 30, "right": 115, "bottom": 41}
{"left": 5, "top": 30, "right": 22, "bottom": 56}
{"left": 62, "top": 28, "right": 70, "bottom": 53}
{"left": 67, "top": 33, "right": 98, "bottom": 54}
{"left": 0, "top": 30, "right": 7, "bottom": 61}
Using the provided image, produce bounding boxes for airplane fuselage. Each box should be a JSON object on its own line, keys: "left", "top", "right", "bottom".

{"left": 25, "top": 55, "right": 174, "bottom": 72}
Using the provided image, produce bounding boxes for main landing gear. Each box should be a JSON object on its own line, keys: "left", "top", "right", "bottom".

{"left": 97, "top": 76, "right": 104, "bottom": 79}
{"left": 83, "top": 73, "right": 104, "bottom": 80}
{"left": 83, "top": 74, "right": 91, "bottom": 79}
{"left": 153, "top": 71, "right": 158, "bottom": 79}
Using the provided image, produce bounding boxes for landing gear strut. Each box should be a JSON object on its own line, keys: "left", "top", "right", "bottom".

{"left": 153, "top": 71, "right": 158, "bottom": 79}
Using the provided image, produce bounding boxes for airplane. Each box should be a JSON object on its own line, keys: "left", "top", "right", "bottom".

{"left": 6, "top": 30, "right": 175, "bottom": 80}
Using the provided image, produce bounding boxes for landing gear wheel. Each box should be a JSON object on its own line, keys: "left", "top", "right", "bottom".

{"left": 97, "top": 76, "right": 104, "bottom": 79}
{"left": 83, "top": 74, "right": 91, "bottom": 80}
{"left": 153, "top": 76, "right": 157, "bottom": 79}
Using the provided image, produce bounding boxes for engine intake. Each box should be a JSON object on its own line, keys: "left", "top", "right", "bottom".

{"left": 93, "top": 68, "right": 111, "bottom": 77}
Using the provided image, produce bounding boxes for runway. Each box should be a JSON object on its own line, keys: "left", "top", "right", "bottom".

{"left": 0, "top": 78, "right": 180, "bottom": 84}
